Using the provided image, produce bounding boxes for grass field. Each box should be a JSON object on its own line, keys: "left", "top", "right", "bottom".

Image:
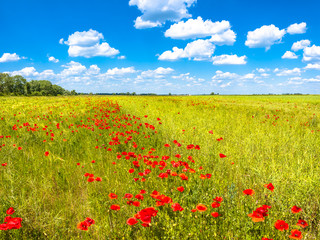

{"left": 0, "top": 95, "right": 319, "bottom": 239}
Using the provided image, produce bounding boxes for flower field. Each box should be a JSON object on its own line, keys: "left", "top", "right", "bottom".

{"left": 0, "top": 95, "right": 319, "bottom": 239}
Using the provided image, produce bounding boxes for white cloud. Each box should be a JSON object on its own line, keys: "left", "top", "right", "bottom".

{"left": 210, "top": 29, "right": 236, "bottom": 46}
{"left": 11, "top": 67, "right": 38, "bottom": 77}
{"left": 0, "top": 53, "right": 21, "bottom": 63}
{"left": 165, "top": 17, "right": 231, "bottom": 40}
{"left": 48, "top": 56, "right": 59, "bottom": 63}
{"left": 134, "top": 17, "right": 162, "bottom": 29}
{"left": 141, "top": 67, "right": 174, "bottom": 78}
{"left": 158, "top": 39, "right": 215, "bottom": 61}
{"left": 261, "top": 73, "right": 270, "bottom": 77}
{"left": 68, "top": 43, "right": 119, "bottom": 58}
{"left": 287, "top": 22, "right": 307, "bottom": 34}
{"left": 212, "top": 54, "right": 247, "bottom": 65}
{"left": 245, "top": 24, "right": 286, "bottom": 50}
{"left": 129, "top": 0, "right": 196, "bottom": 29}
{"left": 87, "top": 65, "right": 101, "bottom": 75}
{"left": 62, "top": 29, "right": 119, "bottom": 58}
{"left": 118, "top": 55, "right": 126, "bottom": 60}
{"left": 303, "top": 45, "right": 320, "bottom": 61}
{"left": 276, "top": 68, "right": 301, "bottom": 76}
{"left": 282, "top": 51, "right": 298, "bottom": 59}
{"left": 291, "top": 39, "right": 310, "bottom": 51}
{"left": 212, "top": 70, "right": 239, "bottom": 80}
{"left": 106, "top": 67, "right": 136, "bottom": 75}
{"left": 305, "top": 63, "right": 320, "bottom": 70}
{"left": 256, "top": 68, "right": 269, "bottom": 73}
{"left": 61, "top": 61, "right": 87, "bottom": 76}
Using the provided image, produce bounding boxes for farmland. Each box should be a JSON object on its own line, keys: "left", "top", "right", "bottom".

{"left": 0, "top": 95, "right": 319, "bottom": 239}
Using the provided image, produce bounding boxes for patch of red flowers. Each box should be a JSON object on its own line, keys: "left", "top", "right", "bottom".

{"left": 77, "top": 217, "right": 95, "bottom": 231}
{"left": 0, "top": 208, "right": 22, "bottom": 231}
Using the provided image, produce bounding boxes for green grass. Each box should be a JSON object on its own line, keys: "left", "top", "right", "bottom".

{"left": 0, "top": 95, "right": 319, "bottom": 239}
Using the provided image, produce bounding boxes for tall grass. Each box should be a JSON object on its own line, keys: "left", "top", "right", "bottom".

{"left": 0, "top": 95, "right": 319, "bottom": 239}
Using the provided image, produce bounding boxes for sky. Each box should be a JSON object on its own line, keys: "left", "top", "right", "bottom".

{"left": 1, "top": 0, "right": 320, "bottom": 94}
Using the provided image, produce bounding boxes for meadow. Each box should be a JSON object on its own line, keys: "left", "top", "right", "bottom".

{"left": 0, "top": 95, "right": 319, "bottom": 239}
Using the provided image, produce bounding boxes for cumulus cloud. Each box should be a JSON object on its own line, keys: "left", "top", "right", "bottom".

{"left": 158, "top": 39, "right": 215, "bottom": 61}
{"left": 0, "top": 53, "right": 22, "bottom": 63}
{"left": 49, "top": 56, "right": 59, "bottom": 63}
{"left": 212, "top": 54, "right": 247, "bottom": 65}
{"left": 11, "top": 67, "right": 38, "bottom": 77}
{"left": 282, "top": 51, "right": 298, "bottom": 59}
{"left": 165, "top": 17, "right": 231, "bottom": 40}
{"left": 61, "top": 29, "right": 119, "bottom": 58}
{"left": 129, "top": 0, "right": 196, "bottom": 29}
{"left": 245, "top": 24, "right": 286, "bottom": 50}
{"left": 303, "top": 45, "right": 320, "bottom": 61}
{"left": 106, "top": 67, "right": 136, "bottom": 76}
{"left": 140, "top": 67, "right": 174, "bottom": 78}
{"left": 276, "top": 68, "right": 301, "bottom": 76}
{"left": 305, "top": 63, "right": 320, "bottom": 70}
{"left": 61, "top": 61, "right": 87, "bottom": 76}
{"left": 209, "top": 29, "right": 236, "bottom": 46}
{"left": 291, "top": 39, "right": 311, "bottom": 51}
{"left": 287, "top": 22, "right": 307, "bottom": 34}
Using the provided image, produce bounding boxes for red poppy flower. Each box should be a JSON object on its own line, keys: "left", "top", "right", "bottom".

{"left": 214, "top": 197, "right": 223, "bottom": 202}
{"left": 87, "top": 177, "right": 95, "bottom": 182}
{"left": 289, "top": 229, "right": 302, "bottom": 239}
{"left": 291, "top": 206, "right": 302, "bottom": 213}
{"left": 262, "top": 238, "right": 273, "bottom": 240}
{"left": 108, "top": 193, "right": 117, "bottom": 199}
{"left": 95, "top": 177, "right": 102, "bottom": 181}
{"left": 17, "top": 147, "right": 22, "bottom": 150}
{"left": 140, "top": 189, "right": 146, "bottom": 194}
{"left": 248, "top": 211, "right": 264, "bottom": 222}
{"left": 85, "top": 218, "right": 95, "bottom": 226}
{"left": 129, "top": 169, "right": 134, "bottom": 173}
{"left": 264, "top": 183, "right": 274, "bottom": 192}
{"left": 127, "top": 217, "right": 138, "bottom": 225}
{"left": 124, "top": 193, "right": 133, "bottom": 199}
{"left": 177, "top": 186, "right": 184, "bottom": 192}
{"left": 243, "top": 189, "right": 255, "bottom": 196}
{"left": 296, "top": 219, "right": 308, "bottom": 228}
{"left": 211, "top": 202, "right": 220, "bottom": 208}
{"left": 6, "top": 207, "right": 15, "bottom": 215}
{"left": 171, "top": 203, "right": 184, "bottom": 212}
{"left": 274, "top": 220, "right": 289, "bottom": 231}
{"left": 0, "top": 224, "right": 8, "bottom": 230}
{"left": 135, "top": 194, "right": 144, "bottom": 200}
{"left": 219, "top": 153, "right": 226, "bottom": 158}
{"left": 77, "top": 221, "right": 89, "bottom": 231}
{"left": 110, "top": 204, "right": 120, "bottom": 211}
{"left": 6, "top": 217, "right": 22, "bottom": 230}
{"left": 211, "top": 212, "right": 220, "bottom": 217}
{"left": 44, "top": 151, "right": 49, "bottom": 156}
{"left": 133, "top": 201, "right": 141, "bottom": 207}
{"left": 164, "top": 144, "right": 170, "bottom": 147}
{"left": 196, "top": 204, "right": 207, "bottom": 212}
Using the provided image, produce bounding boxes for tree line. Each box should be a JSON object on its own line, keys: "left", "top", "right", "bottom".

{"left": 0, "top": 73, "right": 77, "bottom": 96}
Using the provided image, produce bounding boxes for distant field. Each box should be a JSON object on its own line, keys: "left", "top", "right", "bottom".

{"left": 0, "top": 95, "right": 319, "bottom": 239}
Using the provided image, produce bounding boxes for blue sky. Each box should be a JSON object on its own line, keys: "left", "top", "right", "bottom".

{"left": 1, "top": 0, "right": 320, "bottom": 94}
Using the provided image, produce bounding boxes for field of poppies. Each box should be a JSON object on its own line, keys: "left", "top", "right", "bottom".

{"left": 0, "top": 95, "right": 319, "bottom": 239}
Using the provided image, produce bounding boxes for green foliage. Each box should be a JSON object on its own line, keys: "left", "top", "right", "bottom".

{"left": 0, "top": 73, "right": 76, "bottom": 96}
